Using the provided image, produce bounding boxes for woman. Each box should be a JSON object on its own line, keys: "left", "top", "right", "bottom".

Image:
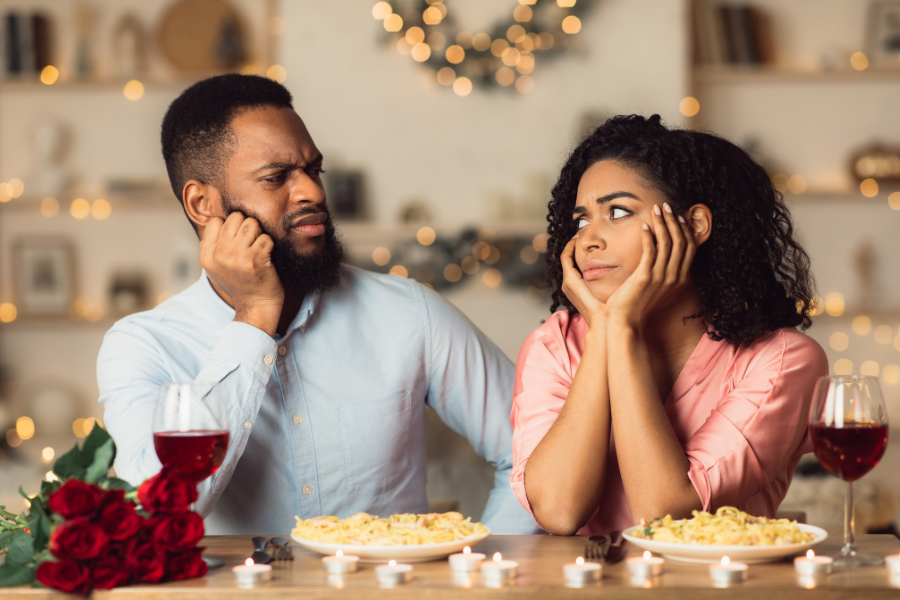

{"left": 510, "top": 115, "right": 828, "bottom": 535}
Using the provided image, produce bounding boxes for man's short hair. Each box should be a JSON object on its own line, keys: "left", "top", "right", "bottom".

{"left": 161, "top": 74, "right": 293, "bottom": 207}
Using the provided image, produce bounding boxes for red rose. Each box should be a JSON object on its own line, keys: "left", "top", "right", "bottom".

{"left": 138, "top": 468, "right": 198, "bottom": 514}
{"left": 36, "top": 560, "right": 91, "bottom": 596}
{"left": 91, "top": 556, "right": 131, "bottom": 590}
{"left": 49, "top": 520, "right": 109, "bottom": 561}
{"left": 166, "top": 548, "right": 208, "bottom": 581}
{"left": 147, "top": 512, "right": 205, "bottom": 551}
{"left": 99, "top": 497, "right": 142, "bottom": 541}
{"left": 124, "top": 538, "right": 166, "bottom": 583}
{"left": 47, "top": 480, "right": 104, "bottom": 520}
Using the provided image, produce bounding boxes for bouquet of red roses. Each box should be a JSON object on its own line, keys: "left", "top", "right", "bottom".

{"left": 0, "top": 425, "right": 208, "bottom": 596}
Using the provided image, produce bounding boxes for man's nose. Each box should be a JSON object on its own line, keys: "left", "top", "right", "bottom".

{"left": 289, "top": 174, "right": 326, "bottom": 206}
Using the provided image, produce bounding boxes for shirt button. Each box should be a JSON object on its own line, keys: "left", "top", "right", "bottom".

{"left": 278, "top": 346, "right": 287, "bottom": 356}
{"left": 302, "top": 485, "right": 313, "bottom": 495}
{"left": 264, "top": 354, "right": 274, "bottom": 365}
{"left": 243, "top": 421, "right": 252, "bottom": 429}
{"left": 293, "top": 414, "right": 303, "bottom": 424}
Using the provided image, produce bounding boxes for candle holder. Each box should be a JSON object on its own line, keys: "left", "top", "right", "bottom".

{"left": 794, "top": 550, "right": 832, "bottom": 577}
{"left": 322, "top": 549, "right": 359, "bottom": 575}
{"left": 885, "top": 553, "right": 900, "bottom": 575}
{"left": 709, "top": 557, "right": 748, "bottom": 585}
{"left": 626, "top": 551, "right": 664, "bottom": 578}
{"left": 232, "top": 558, "right": 272, "bottom": 588}
{"left": 563, "top": 557, "right": 602, "bottom": 585}
{"left": 480, "top": 552, "right": 518, "bottom": 586}
{"left": 449, "top": 546, "right": 486, "bottom": 572}
{"left": 375, "top": 560, "right": 413, "bottom": 587}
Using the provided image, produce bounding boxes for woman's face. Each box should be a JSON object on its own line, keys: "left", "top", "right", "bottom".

{"left": 572, "top": 160, "right": 670, "bottom": 303}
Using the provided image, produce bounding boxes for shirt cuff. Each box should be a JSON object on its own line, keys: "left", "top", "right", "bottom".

{"left": 687, "top": 456, "right": 712, "bottom": 512}
{"left": 208, "top": 321, "right": 278, "bottom": 383}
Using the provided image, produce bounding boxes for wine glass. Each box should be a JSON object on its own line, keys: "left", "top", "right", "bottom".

{"left": 153, "top": 382, "right": 230, "bottom": 485}
{"left": 809, "top": 375, "right": 889, "bottom": 567}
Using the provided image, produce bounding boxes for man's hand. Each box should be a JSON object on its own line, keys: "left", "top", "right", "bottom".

{"left": 200, "top": 213, "right": 284, "bottom": 337}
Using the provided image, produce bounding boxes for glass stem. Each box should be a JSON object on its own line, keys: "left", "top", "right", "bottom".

{"left": 843, "top": 481, "right": 856, "bottom": 556}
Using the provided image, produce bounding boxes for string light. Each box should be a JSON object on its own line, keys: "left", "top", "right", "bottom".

{"left": 446, "top": 45, "right": 465, "bottom": 64}
{"left": 533, "top": 234, "right": 549, "bottom": 252}
{"left": 874, "top": 325, "right": 893, "bottom": 344}
{"left": 562, "top": 16, "right": 582, "bottom": 34}
{"left": 372, "top": 247, "right": 391, "bottom": 265}
{"left": 9, "top": 178, "right": 24, "bottom": 197}
{"left": 73, "top": 418, "right": 87, "bottom": 438}
{"left": 406, "top": 27, "right": 426, "bottom": 45}
{"left": 0, "top": 303, "right": 17, "bottom": 323}
{"left": 514, "top": 5, "right": 533, "bottom": 22}
{"left": 787, "top": 175, "right": 807, "bottom": 194}
{"left": 502, "top": 47, "right": 521, "bottom": 67}
{"left": 833, "top": 358, "right": 853, "bottom": 376}
{"left": 558, "top": 0, "right": 577, "bottom": 6}
{"left": 520, "top": 246, "right": 539, "bottom": 264}
{"left": 507, "top": 25, "right": 526, "bottom": 43}
{"left": 829, "top": 332, "right": 849, "bottom": 351}
{"left": 372, "top": 2, "right": 392, "bottom": 20}
{"left": 417, "top": 227, "right": 436, "bottom": 245}
{"left": 860, "top": 178, "right": 878, "bottom": 197}
{"left": 123, "top": 80, "right": 143, "bottom": 100}
{"left": 427, "top": 32, "right": 446, "bottom": 51}
{"left": 861, "top": 361, "right": 880, "bottom": 377}
{"left": 496, "top": 67, "right": 515, "bottom": 86}
{"left": 453, "top": 77, "right": 473, "bottom": 96}
{"left": 444, "top": 264, "right": 463, "bottom": 282}
{"left": 461, "top": 256, "right": 480, "bottom": 274}
{"left": 889, "top": 192, "right": 900, "bottom": 210}
{"left": 850, "top": 52, "right": 869, "bottom": 70}
{"left": 472, "top": 33, "right": 491, "bottom": 51}
{"left": 824, "top": 293, "right": 844, "bottom": 317}
{"left": 42, "top": 447, "right": 55, "bottom": 462}
{"left": 389, "top": 265, "right": 408, "bottom": 278}
{"left": 882, "top": 364, "right": 900, "bottom": 385}
{"left": 16, "top": 416, "right": 35, "bottom": 440}
{"left": 384, "top": 14, "right": 403, "bottom": 32}
{"left": 517, "top": 54, "right": 535, "bottom": 74}
{"left": 483, "top": 269, "right": 502, "bottom": 288}
{"left": 40, "top": 65, "right": 59, "bottom": 85}
{"left": 437, "top": 67, "right": 456, "bottom": 85}
{"left": 852, "top": 315, "right": 872, "bottom": 335}
{"left": 266, "top": 65, "right": 287, "bottom": 83}
{"left": 92, "top": 198, "right": 111, "bottom": 220}
{"left": 41, "top": 197, "right": 59, "bottom": 217}
{"left": 491, "top": 39, "right": 510, "bottom": 57}
{"left": 679, "top": 97, "right": 700, "bottom": 117}
{"left": 411, "top": 43, "right": 432, "bottom": 62}
{"left": 70, "top": 198, "right": 90, "bottom": 219}
{"left": 0, "top": 182, "right": 11, "bottom": 202}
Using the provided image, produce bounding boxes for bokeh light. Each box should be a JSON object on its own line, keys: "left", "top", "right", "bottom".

{"left": 850, "top": 52, "right": 869, "bottom": 70}
{"left": 92, "top": 198, "right": 111, "bottom": 220}
{"left": 851, "top": 315, "right": 872, "bottom": 335}
{"left": 829, "top": 332, "right": 849, "bottom": 351}
{"left": 372, "top": 247, "right": 391, "bottom": 265}
{"left": 514, "top": 5, "right": 533, "bottom": 22}
{"left": 483, "top": 269, "right": 502, "bottom": 288}
{"left": 267, "top": 65, "right": 287, "bottom": 83}
{"left": 444, "top": 264, "right": 463, "bottom": 282}
{"left": 9, "top": 178, "right": 24, "bottom": 197}
{"left": 533, "top": 233, "right": 549, "bottom": 252}
{"left": 437, "top": 67, "right": 456, "bottom": 86}
{"left": 389, "top": 265, "right": 408, "bottom": 278}
{"left": 372, "top": 2, "right": 392, "bottom": 20}
{"left": 40, "top": 65, "right": 59, "bottom": 85}
{"left": 406, "top": 26, "right": 425, "bottom": 45}
{"left": 472, "top": 33, "right": 491, "bottom": 51}
{"left": 883, "top": 364, "right": 900, "bottom": 386}
{"left": 16, "top": 416, "right": 35, "bottom": 440}
{"left": 516, "top": 75, "right": 534, "bottom": 94}
{"left": 520, "top": 246, "right": 539, "bottom": 264}
{"left": 0, "top": 303, "right": 17, "bottom": 323}
{"left": 787, "top": 175, "right": 807, "bottom": 194}
{"left": 41, "top": 197, "right": 59, "bottom": 217}
{"left": 123, "top": 80, "right": 144, "bottom": 100}
{"left": 860, "top": 178, "right": 878, "bottom": 197}
{"left": 496, "top": 67, "right": 515, "bottom": 86}
{"left": 453, "top": 77, "right": 473, "bottom": 96}
{"left": 833, "top": 358, "right": 853, "bottom": 376}
{"left": 71, "top": 198, "right": 91, "bottom": 219}
{"left": 824, "top": 293, "right": 844, "bottom": 316}
{"left": 384, "top": 14, "right": 403, "bottom": 32}
{"left": 679, "top": 97, "right": 700, "bottom": 117}
{"left": 446, "top": 45, "right": 465, "bottom": 64}
{"left": 411, "top": 43, "right": 432, "bottom": 62}
{"left": 461, "top": 256, "right": 480, "bottom": 275}
{"left": 562, "top": 16, "right": 582, "bottom": 34}
{"left": 42, "top": 447, "right": 55, "bottom": 462}
{"left": 417, "top": 226, "right": 436, "bottom": 245}
{"left": 874, "top": 325, "right": 893, "bottom": 344}
{"left": 860, "top": 361, "right": 880, "bottom": 377}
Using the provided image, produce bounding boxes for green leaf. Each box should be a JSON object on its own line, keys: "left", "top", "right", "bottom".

{"left": 0, "top": 530, "right": 13, "bottom": 549}
{"left": 38, "top": 480, "right": 60, "bottom": 498}
{"left": 52, "top": 444, "right": 85, "bottom": 480}
{"left": 7, "top": 531, "right": 33, "bottom": 565}
{"left": 28, "top": 504, "right": 51, "bottom": 555}
{"left": 85, "top": 438, "right": 115, "bottom": 483}
{"left": 80, "top": 425, "right": 113, "bottom": 469}
{"left": 0, "top": 562, "right": 35, "bottom": 588}
{"left": 103, "top": 478, "right": 135, "bottom": 493}
{"left": 0, "top": 506, "right": 19, "bottom": 522}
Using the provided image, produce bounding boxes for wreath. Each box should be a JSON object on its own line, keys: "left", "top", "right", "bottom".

{"left": 373, "top": 0, "right": 594, "bottom": 94}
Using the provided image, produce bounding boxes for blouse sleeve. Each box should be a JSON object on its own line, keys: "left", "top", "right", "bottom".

{"left": 509, "top": 314, "right": 578, "bottom": 519}
{"left": 684, "top": 330, "right": 828, "bottom": 511}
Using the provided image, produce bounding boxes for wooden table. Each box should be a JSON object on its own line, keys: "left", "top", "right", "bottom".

{"left": 7, "top": 534, "right": 900, "bottom": 598}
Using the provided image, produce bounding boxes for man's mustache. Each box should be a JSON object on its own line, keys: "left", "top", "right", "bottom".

{"left": 281, "top": 205, "right": 331, "bottom": 233}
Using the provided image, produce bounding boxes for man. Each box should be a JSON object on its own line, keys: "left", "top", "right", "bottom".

{"left": 97, "top": 74, "right": 538, "bottom": 534}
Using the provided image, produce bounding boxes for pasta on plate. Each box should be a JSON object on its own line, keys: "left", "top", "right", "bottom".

{"left": 635, "top": 506, "right": 817, "bottom": 546}
{"left": 292, "top": 511, "right": 489, "bottom": 546}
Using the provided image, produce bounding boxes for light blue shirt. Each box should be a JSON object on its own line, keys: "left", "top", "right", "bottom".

{"left": 97, "top": 266, "right": 538, "bottom": 534}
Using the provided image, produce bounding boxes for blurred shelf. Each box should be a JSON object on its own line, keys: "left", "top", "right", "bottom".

{"left": 693, "top": 66, "right": 900, "bottom": 84}
{"left": 0, "top": 195, "right": 181, "bottom": 213}
{"left": 0, "top": 75, "right": 233, "bottom": 93}
{"left": 783, "top": 192, "right": 900, "bottom": 203}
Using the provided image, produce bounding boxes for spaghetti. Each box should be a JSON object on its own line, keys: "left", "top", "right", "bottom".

{"left": 635, "top": 506, "right": 816, "bottom": 546}
{"left": 292, "top": 511, "right": 490, "bottom": 546}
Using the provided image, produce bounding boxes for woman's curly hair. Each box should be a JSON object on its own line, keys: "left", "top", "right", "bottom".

{"left": 545, "top": 114, "right": 816, "bottom": 345}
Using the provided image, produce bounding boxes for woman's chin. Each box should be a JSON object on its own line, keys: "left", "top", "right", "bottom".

{"left": 585, "top": 280, "right": 614, "bottom": 304}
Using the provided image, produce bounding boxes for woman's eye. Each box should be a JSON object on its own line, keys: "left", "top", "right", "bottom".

{"left": 577, "top": 218, "right": 590, "bottom": 229}
{"left": 610, "top": 207, "right": 629, "bottom": 219}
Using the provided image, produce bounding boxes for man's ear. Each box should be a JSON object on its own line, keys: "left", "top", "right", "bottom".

{"left": 182, "top": 180, "right": 222, "bottom": 232}
{"left": 686, "top": 204, "right": 712, "bottom": 247}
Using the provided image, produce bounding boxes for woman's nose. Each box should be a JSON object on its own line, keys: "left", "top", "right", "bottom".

{"left": 578, "top": 223, "right": 605, "bottom": 251}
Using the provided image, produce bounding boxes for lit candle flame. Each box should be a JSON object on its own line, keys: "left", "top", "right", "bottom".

{"left": 576, "top": 557, "right": 584, "bottom": 565}
{"left": 807, "top": 550, "right": 814, "bottom": 559}
{"left": 245, "top": 558, "right": 254, "bottom": 566}
{"left": 463, "top": 546, "right": 471, "bottom": 554}
{"left": 493, "top": 552, "right": 502, "bottom": 562}
{"left": 389, "top": 560, "right": 396, "bottom": 566}
{"left": 643, "top": 551, "right": 651, "bottom": 559}
{"left": 336, "top": 549, "right": 343, "bottom": 558}
{"left": 721, "top": 556, "right": 730, "bottom": 566}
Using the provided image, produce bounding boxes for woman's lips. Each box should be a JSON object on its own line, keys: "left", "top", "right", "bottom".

{"left": 293, "top": 224, "right": 325, "bottom": 237}
{"left": 582, "top": 266, "right": 616, "bottom": 281}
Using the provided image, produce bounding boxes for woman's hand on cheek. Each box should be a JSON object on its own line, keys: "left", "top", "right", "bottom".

{"left": 604, "top": 203, "right": 696, "bottom": 330}
{"left": 560, "top": 237, "right": 607, "bottom": 329}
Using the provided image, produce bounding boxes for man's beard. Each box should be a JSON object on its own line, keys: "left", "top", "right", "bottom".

{"left": 221, "top": 193, "right": 345, "bottom": 299}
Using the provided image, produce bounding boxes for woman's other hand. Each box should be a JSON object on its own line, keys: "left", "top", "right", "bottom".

{"left": 604, "top": 202, "right": 696, "bottom": 331}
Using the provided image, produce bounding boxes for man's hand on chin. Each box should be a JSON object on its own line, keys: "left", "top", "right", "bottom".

{"left": 200, "top": 212, "right": 284, "bottom": 338}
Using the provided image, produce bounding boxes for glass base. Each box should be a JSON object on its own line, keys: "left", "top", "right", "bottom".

{"left": 832, "top": 547, "right": 884, "bottom": 567}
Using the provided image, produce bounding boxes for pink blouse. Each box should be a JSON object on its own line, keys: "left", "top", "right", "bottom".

{"left": 510, "top": 312, "right": 828, "bottom": 535}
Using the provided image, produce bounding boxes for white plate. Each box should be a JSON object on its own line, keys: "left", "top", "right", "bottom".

{"left": 290, "top": 528, "right": 491, "bottom": 563}
{"left": 622, "top": 523, "right": 828, "bottom": 564}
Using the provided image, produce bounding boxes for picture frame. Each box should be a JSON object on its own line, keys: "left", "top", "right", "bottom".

{"left": 866, "top": 1, "right": 900, "bottom": 66}
{"left": 13, "top": 237, "right": 76, "bottom": 317}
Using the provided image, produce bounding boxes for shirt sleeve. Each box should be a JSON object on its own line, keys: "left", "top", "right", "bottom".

{"left": 508, "top": 316, "right": 574, "bottom": 523}
{"left": 97, "top": 319, "right": 277, "bottom": 517}
{"left": 683, "top": 330, "right": 829, "bottom": 512}
{"left": 418, "top": 284, "right": 540, "bottom": 534}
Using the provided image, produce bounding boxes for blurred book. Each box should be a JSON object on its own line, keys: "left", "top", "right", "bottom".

{"left": 692, "top": 1, "right": 775, "bottom": 67}
{"left": 3, "top": 10, "right": 52, "bottom": 78}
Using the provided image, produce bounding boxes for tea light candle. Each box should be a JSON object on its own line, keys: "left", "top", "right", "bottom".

{"left": 885, "top": 552, "right": 900, "bottom": 574}
{"left": 709, "top": 556, "right": 748, "bottom": 584}
{"left": 375, "top": 560, "right": 413, "bottom": 586}
{"left": 626, "top": 551, "right": 664, "bottom": 578}
{"left": 232, "top": 558, "right": 272, "bottom": 588}
{"left": 449, "top": 546, "right": 486, "bottom": 572}
{"left": 563, "top": 556, "right": 602, "bottom": 584}
{"left": 322, "top": 549, "right": 360, "bottom": 574}
{"left": 480, "top": 552, "right": 519, "bottom": 583}
{"left": 794, "top": 550, "right": 832, "bottom": 576}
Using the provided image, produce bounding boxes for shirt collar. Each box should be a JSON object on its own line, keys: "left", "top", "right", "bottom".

{"left": 199, "top": 271, "right": 321, "bottom": 334}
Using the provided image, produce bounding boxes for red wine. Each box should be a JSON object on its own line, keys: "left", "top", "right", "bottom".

{"left": 154, "top": 430, "right": 229, "bottom": 482}
{"left": 810, "top": 423, "right": 888, "bottom": 482}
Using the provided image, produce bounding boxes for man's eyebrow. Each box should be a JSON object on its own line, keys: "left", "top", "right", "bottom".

{"left": 256, "top": 152, "right": 324, "bottom": 173}
{"left": 572, "top": 191, "right": 641, "bottom": 215}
